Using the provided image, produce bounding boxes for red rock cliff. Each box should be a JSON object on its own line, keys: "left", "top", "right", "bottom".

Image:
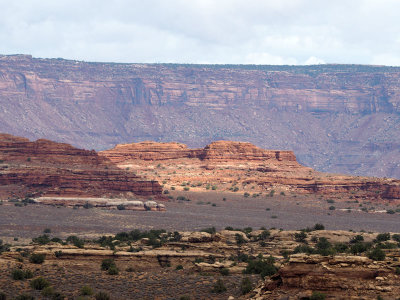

{"left": 100, "top": 140, "right": 298, "bottom": 163}
{"left": 0, "top": 133, "right": 162, "bottom": 197}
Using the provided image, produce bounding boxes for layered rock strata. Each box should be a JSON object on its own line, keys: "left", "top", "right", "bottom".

{"left": 100, "top": 140, "right": 400, "bottom": 201}
{"left": 0, "top": 133, "right": 162, "bottom": 197}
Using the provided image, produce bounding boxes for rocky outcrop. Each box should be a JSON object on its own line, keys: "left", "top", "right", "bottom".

{"left": 100, "top": 140, "right": 400, "bottom": 201}
{"left": 254, "top": 254, "right": 399, "bottom": 299}
{"left": 1, "top": 55, "right": 400, "bottom": 178}
{"left": 0, "top": 133, "right": 162, "bottom": 197}
{"left": 101, "top": 140, "right": 297, "bottom": 163}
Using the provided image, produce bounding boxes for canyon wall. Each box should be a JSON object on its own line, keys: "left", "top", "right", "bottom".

{"left": 1, "top": 54, "right": 400, "bottom": 177}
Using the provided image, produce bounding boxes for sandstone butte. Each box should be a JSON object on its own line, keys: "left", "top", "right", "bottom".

{"left": 100, "top": 140, "right": 400, "bottom": 202}
{"left": 0, "top": 133, "right": 162, "bottom": 198}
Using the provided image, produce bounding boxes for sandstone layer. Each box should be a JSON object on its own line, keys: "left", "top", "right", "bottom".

{"left": 100, "top": 140, "right": 400, "bottom": 202}
{"left": 0, "top": 133, "right": 162, "bottom": 198}
{"left": 1, "top": 55, "right": 400, "bottom": 178}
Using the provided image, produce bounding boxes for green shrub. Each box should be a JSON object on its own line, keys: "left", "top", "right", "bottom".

{"left": 11, "top": 269, "right": 25, "bottom": 280}
{"left": 375, "top": 233, "right": 390, "bottom": 242}
{"left": 176, "top": 265, "right": 183, "bottom": 270}
{"left": 32, "top": 235, "right": 51, "bottom": 245}
{"left": 395, "top": 267, "right": 400, "bottom": 275}
{"left": 83, "top": 202, "right": 93, "bottom": 209}
{"left": 313, "top": 223, "right": 325, "bottom": 230}
{"left": 350, "top": 235, "right": 364, "bottom": 243}
{"left": 107, "top": 265, "right": 119, "bottom": 275}
{"left": 101, "top": 258, "right": 116, "bottom": 271}
{"left": 294, "top": 231, "right": 307, "bottom": 243}
{"left": 310, "top": 291, "right": 326, "bottom": 300}
{"left": 41, "top": 286, "right": 55, "bottom": 297}
{"left": 235, "top": 233, "right": 246, "bottom": 245}
{"left": 211, "top": 278, "right": 227, "bottom": 293}
{"left": 240, "top": 277, "right": 253, "bottom": 295}
{"left": 315, "top": 237, "right": 335, "bottom": 256}
{"left": 29, "top": 253, "right": 45, "bottom": 264}
{"left": 66, "top": 236, "right": 84, "bottom": 248}
{"left": 179, "top": 296, "right": 190, "bottom": 300}
{"left": 368, "top": 248, "right": 386, "bottom": 261}
{"left": 116, "top": 204, "right": 125, "bottom": 210}
{"left": 293, "top": 244, "right": 315, "bottom": 254}
{"left": 392, "top": 234, "right": 400, "bottom": 242}
{"left": 80, "top": 285, "right": 94, "bottom": 296}
{"left": 350, "top": 242, "right": 372, "bottom": 254}
{"left": 94, "top": 292, "right": 110, "bottom": 300}
{"left": 30, "top": 277, "right": 50, "bottom": 290}
{"left": 219, "top": 268, "right": 230, "bottom": 276}
{"left": 244, "top": 256, "right": 277, "bottom": 278}
{"left": 183, "top": 187, "right": 190, "bottom": 191}
{"left": 243, "top": 192, "right": 250, "bottom": 197}
{"left": 328, "top": 206, "right": 335, "bottom": 210}
{"left": 257, "top": 230, "right": 270, "bottom": 241}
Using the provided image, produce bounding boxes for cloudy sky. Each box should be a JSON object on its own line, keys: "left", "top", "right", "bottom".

{"left": 1, "top": 0, "right": 400, "bottom": 65}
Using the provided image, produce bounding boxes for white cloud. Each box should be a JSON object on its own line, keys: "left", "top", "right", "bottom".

{"left": 0, "top": 0, "right": 399, "bottom": 65}
{"left": 304, "top": 56, "right": 325, "bottom": 65}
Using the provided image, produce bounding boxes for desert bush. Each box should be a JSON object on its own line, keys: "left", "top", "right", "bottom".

{"left": 334, "top": 243, "right": 349, "bottom": 253}
{"left": 101, "top": 258, "right": 116, "bottom": 271}
{"left": 392, "top": 234, "right": 400, "bottom": 242}
{"left": 116, "top": 204, "right": 125, "bottom": 210}
{"left": 350, "top": 242, "right": 372, "bottom": 255}
{"left": 240, "top": 277, "right": 253, "bottom": 295}
{"left": 41, "top": 286, "right": 55, "bottom": 297}
{"left": 294, "top": 231, "right": 307, "bottom": 243}
{"left": 235, "top": 234, "right": 246, "bottom": 245}
{"left": 29, "top": 253, "right": 45, "bottom": 264}
{"left": 293, "top": 245, "right": 315, "bottom": 254}
{"left": 30, "top": 277, "right": 50, "bottom": 290}
{"left": 313, "top": 223, "right": 325, "bottom": 230}
{"left": 94, "top": 292, "right": 110, "bottom": 300}
{"left": 176, "top": 265, "right": 183, "bottom": 270}
{"left": 179, "top": 296, "right": 190, "bottom": 300}
{"left": 66, "top": 236, "right": 84, "bottom": 248}
{"left": 83, "top": 201, "right": 93, "bottom": 209}
{"left": 211, "top": 278, "right": 227, "bottom": 293}
{"left": 257, "top": 230, "right": 270, "bottom": 241}
{"left": 368, "top": 248, "right": 386, "bottom": 261}
{"left": 395, "top": 267, "right": 400, "bottom": 275}
{"left": 350, "top": 235, "right": 364, "bottom": 243}
{"left": 315, "top": 237, "right": 335, "bottom": 256}
{"left": 328, "top": 206, "right": 335, "bottom": 210}
{"left": 11, "top": 269, "right": 25, "bottom": 280}
{"left": 80, "top": 285, "right": 94, "bottom": 296}
{"left": 107, "top": 265, "right": 119, "bottom": 275}
{"left": 310, "top": 291, "right": 326, "bottom": 300}
{"left": 32, "top": 235, "right": 51, "bottom": 245}
{"left": 374, "top": 233, "right": 390, "bottom": 243}
{"left": 244, "top": 256, "right": 277, "bottom": 278}
{"left": 219, "top": 268, "right": 230, "bottom": 276}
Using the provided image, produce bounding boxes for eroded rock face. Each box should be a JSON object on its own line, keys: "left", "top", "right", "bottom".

{"left": 253, "top": 254, "right": 398, "bottom": 299}
{"left": 0, "top": 133, "right": 162, "bottom": 197}
{"left": 101, "top": 140, "right": 297, "bottom": 163}
{"left": 100, "top": 140, "right": 400, "bottom": 201}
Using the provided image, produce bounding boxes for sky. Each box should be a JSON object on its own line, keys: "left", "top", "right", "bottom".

{"left": 1, "top": 0, "right": 400, "bottom": 65}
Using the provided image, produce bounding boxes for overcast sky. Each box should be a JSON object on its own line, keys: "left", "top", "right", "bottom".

{"left": 1, "top": 0, "right": 400, "bottom": 65}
